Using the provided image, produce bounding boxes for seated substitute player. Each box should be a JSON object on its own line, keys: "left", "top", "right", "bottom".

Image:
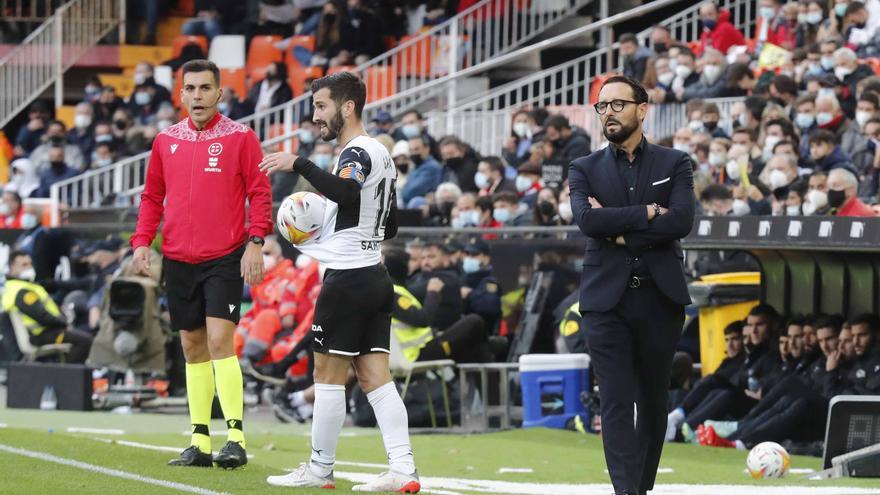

{"left": 259, "top": 72, "right": 421, "bottom": 493}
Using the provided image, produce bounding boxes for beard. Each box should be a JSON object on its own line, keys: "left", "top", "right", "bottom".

{"left": 318, "top": 110, "right": 344, "bottom": 141}
{"left": 602, "top": 117, "right": 638, "bottom": 144}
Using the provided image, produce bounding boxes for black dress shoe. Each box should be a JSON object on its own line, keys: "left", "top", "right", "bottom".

{"left": 213, "top": 441, "right": 247, "bottom": 469}
{"left": 168, "top": 446, "right": 213, "bottom": 467}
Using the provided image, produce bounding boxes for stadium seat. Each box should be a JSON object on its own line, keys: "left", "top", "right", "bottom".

{"left": 209, "top": 35, "right": 246, "bottom": 69}
{"left": 282, "top": 35, "right": 317, "bottom": 69}
{"left": 326, "top": 65, "right": 357, "bottom": 76}
{"left": 388, "top": 331, "right": 454, "bottom": 428}
{"left": 220, "top": 68, "right": 248, "bottom": 98}
{"left": 172, "top": 68, "right": 183, "bottom": 108}
{"left": 288, "top": 65, "right": 324, "bottom": 95}
{"left": 7, "top": 311, "right": 71, "bottom": 361}
{"left": 98, "top": 73, "right": 135, "bottom": 98}
{"left": 589, "top": 72, "right": 619, "bottom": 105}
{"left": 247, "top": 35, "right": 284, "bottom": 82}
{"left": 363, "top": 66, "right": 398, "bottom": 103}
{"left": 171, "top": 34, "right": 208, "bottom": 59}
{"left": 55, "top": 105, "right": 76, "bottom": 130}
{"left": 394, "top": 35, "right": 432, "bottom": 76}
{"left": 118, "top": 45, "right": 173, "bottom": 68}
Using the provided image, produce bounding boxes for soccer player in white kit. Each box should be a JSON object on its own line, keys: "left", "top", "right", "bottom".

{"left": 259, "top": 72, "right": 420, "bottom": 493}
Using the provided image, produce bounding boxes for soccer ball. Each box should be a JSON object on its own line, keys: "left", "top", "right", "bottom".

{"left": 277, "top": 191, "right": 326, "bottom": 245}
{"left": 746, "top": 441, "right": 791, "bottom": 479}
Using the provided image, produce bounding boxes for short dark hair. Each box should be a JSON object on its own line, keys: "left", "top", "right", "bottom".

{"left": 727, "top": 63, "right": 753, "bottom": 86}
{"left": 310, "top": 71, "right": 367, "bottom": 119}
{"left": 480, "top": 155, "right": 505, "bottom": 175}
{"left": 181, "top": 59, "right": 220, "bottom": 86}
{"left": 475, "top": 195, "right": 494, "bottom": 213}
{"left": 382, "top": 247, "right": 409, "bottom": 282}
{"left": 787, "top": 314, "right": 806, "bottom": 327}
{"left": 544, "top": 115, "right": 571, "bottom": 131}
{"left": 732, "top": 126, "right": 756, "bottom": 142}
{"left": 724, "top": 320, "right": 745, "bottom": 335}
{"left": 744, "top": 95, "right": 767, "bottom": 120}
{"left": 815, "top": 315, "right": 843, "bottom": 334}
{"left": 700, "top": 184, "right": 733, "bottom": 202}
{"left": 439, "top": 135, "right": 466, "bottom": 151}
{"left": 766, "top": 118, "right": 796, "bottom": 139}
{"left": 849, "top": 313, "right": 880, "bottom": 333}
{"left": 8, "top": 250, "right": 29, "bottom": 269}
{"left": 402, "top": 109, "right": 423, "bottom": 121}
{"left": 619, "top": 33, "right": 638, "bottom": 45}
{"left": 492, "top": 191, "right": 519, "bottom": 206}
{"left": 771, "top": 74, "right": 798, "bottom": 97}
{"left": 702, "top": 102, "right": 720, "bottom": 116}
{"left": 748, "top": 303, "right": 779, "bottom": 326}
{"left": 858, "top": 92, "right": 880, "bottom": 108}
{"left": 773, "top": 139, "right": 795, "bottom": 153}
{"left": 600, "top": 75, "right": 649, "bottom": 104}
{"left": 529, "top": 107, "right": 549, "bottom": 126}
{"left": 846, "top": 1, "right": 866, "bottom": 16}
{"left": 810, "top": 129, "right": 836, "bottom": 145}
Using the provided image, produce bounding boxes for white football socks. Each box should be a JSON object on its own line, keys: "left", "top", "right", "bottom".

{"left": 666, "top": 407, "right": 685, "bottom": 441}
{"left": 367, "top": 381, "right": 416, "bottom": 475}
{"left": 309, "top": 383, "right": 346, "bottom": 477}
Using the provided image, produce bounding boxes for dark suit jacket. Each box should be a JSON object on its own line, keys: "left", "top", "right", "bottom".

{"left": 569, "top": 140, "right": 694, "bottom": 312}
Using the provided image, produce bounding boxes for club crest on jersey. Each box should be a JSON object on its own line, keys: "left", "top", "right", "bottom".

{"left": 208, "top": 142, "right": 223, "bottom": 156}
{"left": 205, "top": 142, "right": 222, "bottom": 173}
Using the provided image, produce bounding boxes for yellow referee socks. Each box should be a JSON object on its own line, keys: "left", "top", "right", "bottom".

{"left": 185, "top": 360, "right": 214, "bottom": 453}
{"left": 213, "top": 355, "right": 245, "bottom": 448}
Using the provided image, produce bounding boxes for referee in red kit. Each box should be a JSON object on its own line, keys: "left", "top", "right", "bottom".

{"left": 130, "top": 59, "right": 272, "bottom": 469}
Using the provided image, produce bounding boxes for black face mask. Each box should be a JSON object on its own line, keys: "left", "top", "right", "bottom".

{"left": 50, "top": 160, "right": 66, "bottom": 171}
{"left": 703, "top": 121, "right": 718, "bottom": 131}
{"left": 856, "top": 22, "right": 867, "bottom": 29}
{"left": 396, "top": 162, "right": 409, "bottom": 174}
{"left": 48, "top": 135, "right": 65, "bottom": 146}
{"left": 445, "top": 157, "right": 464, "bottom": 170}
{"left": 538, "top": 201, "right": 556, "bottom": 217}
{"left": 827, "top": 188, "right": 847, "bottom": 208}
{"left": 410, "top": 154, "right": 424, "bottom": 166}
{"left": 440, "top": 201, "right": 454, "bottom": 215}
{"left": 324, "top": 13, "right": 336, "bottom": 23}
{"left": 653, "top": 42, "right": 668, "bottom": 54}
{"left": 114, "top": 120, "right": 128, "bottom": 131}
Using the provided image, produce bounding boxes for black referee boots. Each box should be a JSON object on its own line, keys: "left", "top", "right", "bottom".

{"left": 168, "top": 445, "right": 213, "bottom": 467}
{"left": 214, "top": 441, "right": 248, "bottom": 469}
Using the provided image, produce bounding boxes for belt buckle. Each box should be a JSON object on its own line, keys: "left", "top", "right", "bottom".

{"left": 628, "top": 276, "right": 641, "bottom": 289}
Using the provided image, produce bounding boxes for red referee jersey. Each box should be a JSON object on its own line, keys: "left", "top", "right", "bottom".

{"left": 131, "top": 112, "right": 272, "bottom": 263}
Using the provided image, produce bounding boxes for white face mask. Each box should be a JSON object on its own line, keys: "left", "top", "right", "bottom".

{"left": 702, "top": 64, "right": 722, "bottom": 84}
{"left": 816, "top": 112, "right": 834, "bottom": 126}
{"left": 74, "top": 114, "right": 92, "bottom": 130}
{"left": 817, "top": 88, "right": 836, "bottom": 99}
{"left": 17, "top": 267, "right": 36, "bottom": 282}
{"left": 558, "top": 201, "right": 573, "bottom": 222}
{"left": 786, "top": 205, "right": 801, "bottom": 216}
{"left": 474, "top": 171, "right": 490, "bottom": 189}
{"left": 0, "top": 203, "right": 9, "bottom": 216}
{"left": 515, "top": 175, "right": 533, "bottom": 193}
{"left": 133, "top": 72, "right": 147, "bottom": 86}
{"left": 673, "top": 142, "right": 690, "bottom": 153}
{"left": 834, "top": 66, "right": 852, "bottom": 81}
{"left": 658, "top": 72, "right": 675, "bottom": 86}
{"left": 738, "top": 112, "right": 749, "bottom": 128}
{"left": 675, "top": 65, "right": 693, "bottom": 79}
{"left": 769, "top": 169, "right": 790, "bottom": 190}
{"left": 732, "top": 198, "right": 751, "bottom": 216}
{"left": 763, "top": 136, "right": 781, "bottom": 158}
{"left": 856, "top": 111, "right": 872, "bottom": 128}
{"left": 513, "top": 122, "right": 531, "bottom": 138}
{"left": 726, "top": 159, "right": 742, "bottom": 180}
{"left": 688, "top": 120, "right": 704, "bottom": 132}
{"left": 709, "top": 152, "right": 726, "bottom": 166}
{"left": 21, "top": 213, "right": 38, "bottom": 229}
{"left": 805, "top": 189, "right": 828, "bottom": 212}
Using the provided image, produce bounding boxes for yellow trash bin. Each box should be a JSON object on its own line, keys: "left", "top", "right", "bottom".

{"left": 689, "top": 272, "right": 761, "bottom": 376}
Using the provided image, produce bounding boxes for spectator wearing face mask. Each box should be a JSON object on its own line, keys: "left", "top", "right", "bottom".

{"left": 857, "top": 117, "right": 880, "bottom": 198}
{"left": 460, "top": 238, "right": 502, "bottom": 331}
{"left": 128, "top": 62, "right": 171, "bottom": 119}
{"left": 34, "top": 145, "right": 79, "bottom": 198}
{"left": 795, "top": 0, "right": 827, "bottom": 48}
{"left": 439, "top": 135, "right": 480, "bottom": 193}
{"left": 7, "top": 158, "right": 41, "bottom": 198}
{"left": 760, "top": 153, "right": 799, "bottom": 205}
{"left": 424, "top": 182, "right": 462, "bottom": 227}
{"left": 91, "top": 142, "right": 116, "bottom": 170}
{"left": 696, "top": 2, "right": 746, "bottom": 57}
{"left": 393, "top": 110, "right": 439, "bottom": 158}
{"left": 802, "top": 171, "right": 831, "bottom": 215}
{"left": 700, "top": 184, "right": 735, "bottom": 216}
{"left": 218, "top": 87, "right": 254, "bottom": 120}
{"left": 794, "top": 94, "right": 818, "bottom": 159}
{"left": 662, "top": 48, "right": 701, "bottom": 102}
{"left": 826, "top": 167, "right": 876, "bottom": 216}
{"left": 30, "top": 120, "right": 86, "bottom": 174}
{"left": 833, "top": 47, "right": 874, "bottom": 114}
{"left": 515, "top": 162, "right": 542, "bottom": 207}
{"left": 813, "top": 93, "right": 866, "bottom": 157}
{"left": 68, "top": 102, "right": 96, "bottom": 160}
{"left": 843, "top": 1, "right": 879, "bottom": 54}
{"left": 475, "top": 155, "right": 516, "bottom": 197}
{"left": 532, "top": 187, "right": 563, "bottom": 226}
{"left": 249, "top": 62, "right": 294, "bottom": 114}
{"left": 784, "top": 179, "right": 808, "bottom": 216}
{"left": 701, "top": 103, "right": 729, "bottom": 139}
{"left": 450, "top": 193, "right": 480, "bottom": 229}
{"left": 809, "top": 129, "right": 860, "bottom": 175}
{"left": 754, "top": 0, "right": 795, "bottom": 51}
{"left": 391, "top": 140, "right": 412, "bottom": 199}
{"left": 401, "top": 135, "right": 443, "bottom": 207}
{"left": 706, "top": 137, "right": 732, "bottom": 180}
{"left": 543, "top": 115, "right": 591, "bottom": 164}
{"left": 503, "top": 110, "right": 534, "bottom": 169}
{"left": 492, "top": 191, "right": 531, "bottom": 226}
{"left": 557, "top": 186, "right": 573, "bottom": 225}
{"left": 681, "top": 49, "right": 729, "bottom": 101}
{"left": 0, "top": 190, "right": 25, "bottom": 228}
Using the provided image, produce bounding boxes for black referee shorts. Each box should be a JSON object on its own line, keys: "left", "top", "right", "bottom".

{"left": 163, "top": 246, "right": 244, "bottom": 331}
{"left": 311, "top": 263, "right": 393, "bottom": 357}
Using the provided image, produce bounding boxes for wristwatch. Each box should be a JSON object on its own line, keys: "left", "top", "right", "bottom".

{"left": 249, "top": 235, "right": 265, "bottom": 246}
{"left": 652, "top": 203, "right": 662, "bottom": 219}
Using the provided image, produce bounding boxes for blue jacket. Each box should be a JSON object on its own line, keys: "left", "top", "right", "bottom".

{"left": 462, "top": 267, "right": 502, "bottom": 330}
{"left": 35, "top": 165, "right": 80, "bottom": 198}
{"left": 401, "top": 156, "right": 443, "bottom": 206}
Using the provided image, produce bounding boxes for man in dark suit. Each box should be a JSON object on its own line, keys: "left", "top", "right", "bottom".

{"left": 568, "top": 75, "right": 695, "bottom": 495}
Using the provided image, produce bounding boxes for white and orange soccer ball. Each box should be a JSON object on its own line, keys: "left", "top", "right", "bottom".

{"left": 277, "top": 191, "right": 326, "bottom": 245}
{"left": 746, "top": 441, "right": 791, "bottom": 479}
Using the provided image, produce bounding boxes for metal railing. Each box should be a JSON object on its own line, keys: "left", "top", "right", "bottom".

{"left": 425, "top": 0, "right": 757, "bottom": 154}
{"left": 0, "top": 0, "right": 63, "bottom": 21}
{"left": 50, "top": 0, "right": 589, "bottom": 215}
{"left": 0, "top": 0, "right": 121, "bottom": 129}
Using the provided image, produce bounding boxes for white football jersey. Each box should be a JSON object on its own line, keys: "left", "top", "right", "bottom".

{"left": 297, "top": 135, "right": 397, "bottom": 270}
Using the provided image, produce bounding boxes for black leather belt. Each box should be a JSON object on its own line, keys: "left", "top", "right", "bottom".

{"left": 628, "top": 275, "right": 654, "bottom": 289}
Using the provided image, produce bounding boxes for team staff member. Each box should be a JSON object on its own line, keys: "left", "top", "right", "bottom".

{"left": 569, "top": 75, "right": 695, "bottom": 495}
{"left": 131, "top": 59, "right": 272, "bottom": 469}
{"left": 2, "top": 250, "right": 93, "bottom": 362}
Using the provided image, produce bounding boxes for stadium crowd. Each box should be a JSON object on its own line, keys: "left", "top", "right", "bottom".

{"left": 3, "top": 0, "right": 880, "bottom": 452}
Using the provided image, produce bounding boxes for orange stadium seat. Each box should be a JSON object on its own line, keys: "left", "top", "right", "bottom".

{"left": 118, "top": 45, "right": 173, "bottom": 68}
{"left": 394, "top": 35, "right": 432, "bottom": 76}
{"left": 247, "top": 35, "right": 283, "bottom": 82}
{"left": 171, "top": 34, "right": 208, "bottom": 59}
{"left": 363, "top": 66, "right": 397, "bottom": 103}
{"left": 55, "top": 105, "right": 76, "bottom": 130}
{"left": 288, "top": 65, "right": 324, "bottom": 95}
{"left": 172, "top": 68, "right": 183, "bottom": 107}
{"left": 589, "top": 72, "right": 619, "bottom": 105}
{"left": 220, "top": 68, "right": 248, "bottom": 97}
{"left": 282, "top": 35, "right": 317, "bottom": 69}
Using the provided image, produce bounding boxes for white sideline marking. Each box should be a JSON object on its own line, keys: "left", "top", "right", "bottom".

{"left": 0, "top": 423, "right": 7, "bottom": 428}
{"left": 498, "top": 468, "right": 534, "bottom": 474}
{"left": 334, "top": 471, "right": 880, "bottom": 495}
{"left": 0, "top": 444, "right": 227, "bottom": 495}
{"left": 790, "top": 468, "right": 816, "bottom": 474}
{"left": 67, "top": 427, "right": 125, "bottom": 435}
{"left": 89, "top": 437, "right": 254, "bottom": 459}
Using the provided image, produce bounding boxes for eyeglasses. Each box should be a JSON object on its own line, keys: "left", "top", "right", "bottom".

{"left": 594, "top": 99, "right": 642, "bottom": 115}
